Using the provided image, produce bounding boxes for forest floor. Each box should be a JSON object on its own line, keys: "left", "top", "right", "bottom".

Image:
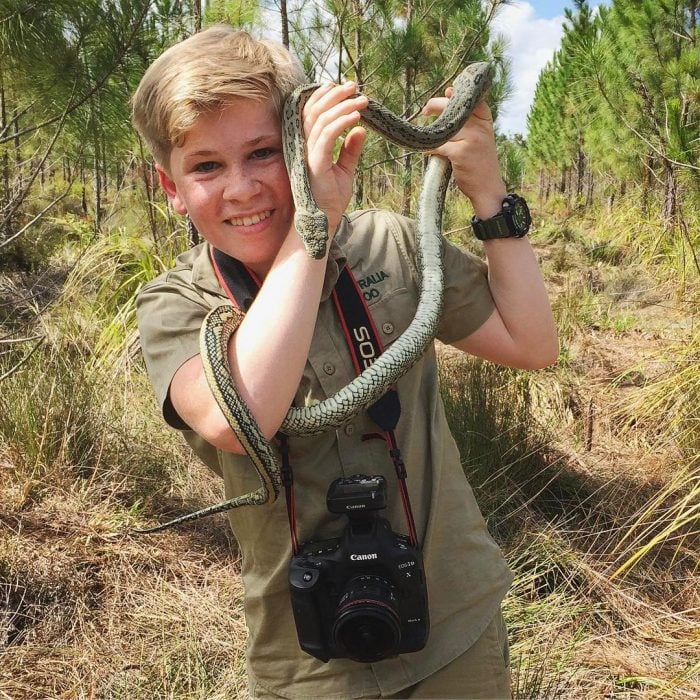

{"left": 0, "top": 196, "right": 698, "bottom": 699}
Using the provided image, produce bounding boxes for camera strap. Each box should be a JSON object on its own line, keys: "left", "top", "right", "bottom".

{"left": 330, "top": 270, "right": 419, "bottom": 548}
{"left": 210, "top": 246, "right": 419, "bottom": 550}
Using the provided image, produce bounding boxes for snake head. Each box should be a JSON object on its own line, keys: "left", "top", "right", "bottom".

{"left": 454, "top": 61, "right": 494, "bottom": 96}
{"left": 294, "top": 210, "right": 329, "bottom": 259}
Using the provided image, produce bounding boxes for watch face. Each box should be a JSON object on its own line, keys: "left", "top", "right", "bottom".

{"left": 511, "top": 198, "right": 531, "bottom": 234}
{"left": 472, "top": 195, "right": 531, "bottom": 240}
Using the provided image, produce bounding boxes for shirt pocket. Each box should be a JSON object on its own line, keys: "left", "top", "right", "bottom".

{"left": 367, "top": 287, "right": 417, "bottom": 349}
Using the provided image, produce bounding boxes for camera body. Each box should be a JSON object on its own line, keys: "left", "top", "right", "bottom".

{"left": 288, "top": 474, "right": 429, "bottom": 663}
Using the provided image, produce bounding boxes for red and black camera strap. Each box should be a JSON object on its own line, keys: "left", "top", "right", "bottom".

{"left": 210, "top": 246, "right": 419, "bottom": 553}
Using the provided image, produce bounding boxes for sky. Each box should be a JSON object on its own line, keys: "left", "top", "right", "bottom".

{"left": 493, "top": 0, "right": 608, "bottom": 136}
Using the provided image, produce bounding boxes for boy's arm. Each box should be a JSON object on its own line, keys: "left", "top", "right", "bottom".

{"left": 422, "top": 92, "right": 558, "bottom": 370}
{"left": 170, "top": 83, "right": 368, "bottom": 454}
{"left": 169, "top": 233, "right": 329, "bottom": 453}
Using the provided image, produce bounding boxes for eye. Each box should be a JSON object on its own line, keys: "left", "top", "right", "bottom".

{"left": 251, "top": 147, "right": 275, "bottom": 160}
{"left": 195, "top": 161, "right": 219, "bottom": 173}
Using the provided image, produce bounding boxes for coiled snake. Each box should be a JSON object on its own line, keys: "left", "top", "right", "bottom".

{"left": 136, "top": 62, "right": 493, "bottom": 534}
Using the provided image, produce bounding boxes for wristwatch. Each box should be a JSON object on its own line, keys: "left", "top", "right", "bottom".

{"left": 471, "top": 194, "right": 531, "bottom": 240}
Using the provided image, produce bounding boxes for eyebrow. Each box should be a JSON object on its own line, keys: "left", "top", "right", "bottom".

{"left": 183, "top": 133, "right": 281, "bottom": 160}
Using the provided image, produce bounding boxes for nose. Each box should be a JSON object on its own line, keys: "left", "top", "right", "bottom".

{"left": 222, "top": 165, "right": 262, "bottom": 202}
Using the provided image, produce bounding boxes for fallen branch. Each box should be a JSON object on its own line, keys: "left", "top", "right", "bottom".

{"left": 0, "top": 336, "right": 43, "bottom": 382}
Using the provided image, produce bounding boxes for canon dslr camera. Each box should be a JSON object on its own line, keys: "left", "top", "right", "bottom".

{"left": 288, "top": 474, "right": 429, "bottom": 663}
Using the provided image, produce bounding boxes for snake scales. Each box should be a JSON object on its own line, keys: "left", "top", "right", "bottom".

{"left": 136, "top": 62, "right": 493, "bottom": 534}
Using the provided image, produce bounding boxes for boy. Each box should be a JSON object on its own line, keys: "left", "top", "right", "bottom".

{"left": 133, "top": 24, "right": 557, "bottom": 699}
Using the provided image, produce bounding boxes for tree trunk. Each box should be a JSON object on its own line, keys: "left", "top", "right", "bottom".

{"left": 193, "top": 0, "right": 202, "bottom": 32}
{"left": 607, "top": 191, "right": 615, "bottom": 212}
{"left": 102, "top": 132, "right": 108, "bottom": 195}
{"left": 538, "top": 167, "right": 545, "bottom": 203}
{"left": 280, "top": 0, "right": 290, "bottom": 49}
{"left": 138, "top": 136, "right": 159, "bottom": 244}
{"left": 586, "top": 167, "right": 594, "bottom": 207}
{"left": 576, "top": 143, "right": 585, "bottom": 200}
{"left": 81, "top": 165, "right": 87, "bottom": 214}
{"left": 352, "top": 0, "right": 364, "bottom": 208}
{"left": 93, "top": 139, "right": 102, "bottom": 232}
{"left": 13, "top": 108, "right": 22, "bottom": 197}
{"left": 400, "top": 0, "right": 414, "bottom": 217}
{"left": 401, "top": 66, "right": 414, "bottom": 216}
{"left": 661, "top": 162, "right": 678, "bottom": 229}
{"left": 0, "top": 78, "right": 8, "bottom": 210}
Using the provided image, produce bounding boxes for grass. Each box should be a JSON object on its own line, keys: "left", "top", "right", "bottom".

{"left": 1, "top": 184, "right": 698, "bottom": 698}
{"left": 440, "top": 355, "right": 698, "bottom": 697}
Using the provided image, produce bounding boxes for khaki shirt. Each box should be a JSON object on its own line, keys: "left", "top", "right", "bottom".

{"left": 136, "top": 209, "right": 513, "bottom": 698}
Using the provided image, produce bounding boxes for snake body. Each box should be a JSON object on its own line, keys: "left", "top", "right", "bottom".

{"left": 280, "top": 62, "right": 492, "bottom": 436}
{"left": 136, "top": 62, "right": 493, "bottom": 533}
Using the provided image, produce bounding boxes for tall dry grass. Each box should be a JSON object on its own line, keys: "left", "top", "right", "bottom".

{"left": 440, "top": 355, "right": 698, "bottom": 697}
{"left": 1, "top": 266, "right": 244, "bottom": 698}
{"left": 1, "top": 184, "right": 698, "bottom": 698}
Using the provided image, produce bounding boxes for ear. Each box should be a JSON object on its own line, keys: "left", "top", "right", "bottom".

{"left": 156, "top": 164, "right": 187, "bottom": 215}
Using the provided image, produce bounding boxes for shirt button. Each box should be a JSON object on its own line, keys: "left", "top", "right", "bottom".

{"left": 323, "top": 362, "right": 335, "bottom": 375}
{"left": 382, "top": 322, "right": 394, "bottom": 334}
{"left": 344, "top": 423, "right": 355, "bottom": 436}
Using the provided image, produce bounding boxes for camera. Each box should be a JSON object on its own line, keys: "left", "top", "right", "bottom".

{"left": 288, "top": 474, "right": 429, "bottom": 663}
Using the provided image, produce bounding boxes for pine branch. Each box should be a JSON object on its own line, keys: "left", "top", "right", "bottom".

{"left": 0, "top": 84, "right": 75, "bottom": 234}
{"left": 0, "top": 0, "right": 153, "bottom": 146}
{"left": 0, "top": 337, "right": 43, "bottom": 382}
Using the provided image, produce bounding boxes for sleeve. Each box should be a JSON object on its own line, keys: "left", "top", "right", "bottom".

{"left": 136, "top": 273, "right": 211, "bottom": 430}
{"left": 437, "top": 237, "right": 495, "bottom": 344}
{"left": 384, "top": 212, "right": 495, "bottom": 344}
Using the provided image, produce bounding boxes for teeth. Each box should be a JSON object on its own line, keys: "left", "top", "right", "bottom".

{"left": 230, "top": 210, "right": 272, "bottom": 226}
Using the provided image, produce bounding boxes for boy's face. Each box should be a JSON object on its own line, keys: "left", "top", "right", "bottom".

{"left": 157, "top": 99, "right": 295, "bottom": 277}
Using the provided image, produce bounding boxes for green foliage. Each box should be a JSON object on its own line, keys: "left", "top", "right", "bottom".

{"left": 0, "top": 183, "right": 94, "bottom": 271}
{"left": 0, "top": 340, "right": 101, "bottom": 479}
{"left": 0, "top": 326, "right": 181, "bottom": 502}
{"left": 204, "top": 0, "right": 260, "bottom": 28}
{"left": 62, "top": 227, "right": 185, "bottom": 368}
{"left": 0, "top": 221, "right": 68, "bottom": 272}
{"left": 0, "top": 0, "right": 199, "bottom": 254}
{"left": 526, "top": 0, "right": 699, "bottom": 229}
{"left": 497, "top": 134, "right": 526, "bottom": 191}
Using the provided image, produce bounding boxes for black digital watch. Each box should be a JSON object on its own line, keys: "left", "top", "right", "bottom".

{"left": 471, "top": 193, "right": 531, "bottom": 240}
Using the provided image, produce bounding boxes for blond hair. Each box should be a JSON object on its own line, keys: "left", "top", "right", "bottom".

{"left": 131, "top": 25, "right": 306, "bottom": 169}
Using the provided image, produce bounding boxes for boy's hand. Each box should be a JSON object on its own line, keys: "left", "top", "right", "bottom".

{"left": 301, "top": 82, "right": 368, "bottom": 237}
{"left": 422, "top": 89, "right": 507, "bottom": 219}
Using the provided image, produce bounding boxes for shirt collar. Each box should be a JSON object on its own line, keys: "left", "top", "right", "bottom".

{"left": 190, "top": 219, "right": 348, "bottom": 302}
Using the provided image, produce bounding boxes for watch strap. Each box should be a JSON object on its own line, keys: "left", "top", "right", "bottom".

{"left": 471, "top": 214, "right": 517, "bottom": 240}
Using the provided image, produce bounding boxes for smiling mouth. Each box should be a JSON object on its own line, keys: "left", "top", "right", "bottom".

{"left": 228, "top": 210, "right": 272, "bottom": 226}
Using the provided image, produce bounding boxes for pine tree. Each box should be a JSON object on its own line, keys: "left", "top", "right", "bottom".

{"left": 583, "top": 0, "right": 699, "bottom": 225}
{"left": 287, "top": 0, "right": 504, "bottom": 212}
{"left": 0, "top": 0, "right": 195, "bottom": 255}
{"left": 526, "top": 0, "right": 598, "bottom": 204}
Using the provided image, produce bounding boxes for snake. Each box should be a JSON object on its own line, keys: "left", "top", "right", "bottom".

{"left": 135, "top": 62, "right": 493, "bottom": 534}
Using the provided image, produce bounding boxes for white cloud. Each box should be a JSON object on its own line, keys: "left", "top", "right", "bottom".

{"left": 492, "top": 1, "right": 565, "bottom": 136}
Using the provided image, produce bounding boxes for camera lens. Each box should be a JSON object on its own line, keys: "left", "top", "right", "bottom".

{"left": 332, "top": 575, "right": 401, "bottom": 662}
